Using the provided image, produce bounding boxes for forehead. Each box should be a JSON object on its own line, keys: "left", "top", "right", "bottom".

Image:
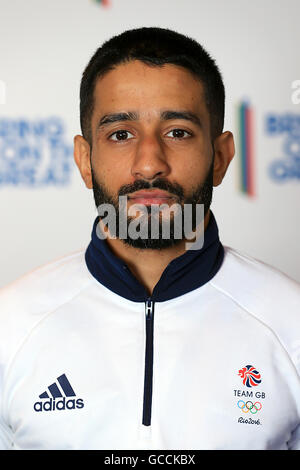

{"left": 92, "top": 60, "right": 208, "bottom": 119}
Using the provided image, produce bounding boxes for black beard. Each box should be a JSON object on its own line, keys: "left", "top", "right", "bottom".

{"left": 91, "top": 160, "right": 214, "bottom": 250}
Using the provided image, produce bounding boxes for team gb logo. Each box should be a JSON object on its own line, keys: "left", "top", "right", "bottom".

{"left": 238, "top": 365, "right": 262, "bottom": 388}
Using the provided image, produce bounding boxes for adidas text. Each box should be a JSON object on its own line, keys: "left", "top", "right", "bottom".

{"left": 33, "top": 397, "right": 84, "bottom": 412}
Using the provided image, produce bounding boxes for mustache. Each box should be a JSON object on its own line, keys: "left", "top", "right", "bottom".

{"left": 118, "top": 178, "right": 185, "bottom": 201}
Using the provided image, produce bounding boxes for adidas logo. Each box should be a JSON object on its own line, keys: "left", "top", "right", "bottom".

{"left": 33, "top": 373, "right": 84, "bottom": 412}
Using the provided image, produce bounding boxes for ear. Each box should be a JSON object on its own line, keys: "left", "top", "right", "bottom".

{"left": 73, "top": 135, "right": 93, "bottom": 189}
{"left": 212, "top": 131, "right": 235, "bottom": 187}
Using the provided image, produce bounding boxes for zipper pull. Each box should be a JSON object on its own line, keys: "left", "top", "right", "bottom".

{"left": 145, "top": 298, "right": 154, "bottom": 318}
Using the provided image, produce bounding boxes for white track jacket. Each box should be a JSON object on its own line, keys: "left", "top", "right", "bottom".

{"left": 0, "top": 213, "right": 300, "bottom": 450}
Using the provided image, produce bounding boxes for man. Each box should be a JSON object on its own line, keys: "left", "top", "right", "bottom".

{"left": 0, "top": 27, "right": 299, "bottom": 450}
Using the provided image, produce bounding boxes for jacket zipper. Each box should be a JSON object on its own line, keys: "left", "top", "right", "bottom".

{"left": 142, "top": 298, "right": 155, "bottom": 426}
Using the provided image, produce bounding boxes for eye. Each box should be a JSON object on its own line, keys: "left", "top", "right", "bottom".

{"left": 109, "top": 130, "right": 134, "bottom": 141}
{"left": 166, "top": 128, "right": 192, "bottom": 139}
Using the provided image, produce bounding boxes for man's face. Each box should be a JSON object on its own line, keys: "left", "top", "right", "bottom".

{"left": 75, "top": 60, "right": 234, "bottom": 249}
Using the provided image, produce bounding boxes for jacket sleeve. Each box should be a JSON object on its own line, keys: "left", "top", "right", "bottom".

{"left": 0, "top": 367, "right": 13, "bottom": 450}
{"left": 288, "top": 423, "right": 300, "bottom": 450}
{"left": 0, "top": 421, "right": 13, "bottom": 450}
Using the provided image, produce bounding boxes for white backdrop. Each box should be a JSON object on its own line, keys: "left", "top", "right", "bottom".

{"left": 0, "top": 0, "right": 299, "bottom": 287}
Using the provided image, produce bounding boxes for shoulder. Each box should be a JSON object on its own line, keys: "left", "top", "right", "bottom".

{"left": 210, "top": 246, "right": 300, "bottom": 361}
{"left": 212, "top": 246, "right": 300, "bottom": 305}
{"left": 0, "top": 250, "right": 94, "bottom": 361}
{"left": 0, "top": 249, "right": 94, "bottom": 310}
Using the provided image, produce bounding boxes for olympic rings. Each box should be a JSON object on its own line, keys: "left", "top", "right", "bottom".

{"left": 237, "top": 400, "right": 262, "bottom": 414}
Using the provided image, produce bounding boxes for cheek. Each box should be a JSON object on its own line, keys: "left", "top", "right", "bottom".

{"left": 99, "top": 168, "right": 120, "bottom": 192}
{"left": 171, "top": 138, "right": 212, "bottom": 176}
{"left": 92, "top": 153, "right": 131, "bottom": 194}
{"left": 174, "top": 156, "right": 210, "bottom": 183}
{"left": 93, "top": 140, "right": 134, "bottom": 173}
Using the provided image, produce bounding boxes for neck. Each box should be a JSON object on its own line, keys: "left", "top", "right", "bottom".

{"left": 103, "top": 210, "right": 211, "bottom": 296}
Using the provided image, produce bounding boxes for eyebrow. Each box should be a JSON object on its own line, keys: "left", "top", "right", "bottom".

{"left": 161, "top": 110, "right": 202, "bottom": 128}
{"left": 96, "top": 110, "right": 202, "bottom": 132}
{"left": 97, "top": 111, "right": 138, "bottom": 129}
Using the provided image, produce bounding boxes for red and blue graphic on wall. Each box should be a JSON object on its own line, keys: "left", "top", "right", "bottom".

{"left": 238, "top": 365, "right": 262, "bottom": 388}
{"left": 93, "top": 0, "right": 111, "bottom": 6}
{"left": 237, "top": 101, "right": 255, "bottom": 197}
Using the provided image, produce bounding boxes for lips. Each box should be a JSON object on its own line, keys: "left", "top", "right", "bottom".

{"left": 128, "top": 190, "right": 176, "bottom": 205}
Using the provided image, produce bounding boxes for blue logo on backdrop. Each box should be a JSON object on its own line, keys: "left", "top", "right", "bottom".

{"left": 0, "top": 117, "right": 73, "bottom": 186}
{"left": 266, "top": 114, "right": 300, "bottom": 182}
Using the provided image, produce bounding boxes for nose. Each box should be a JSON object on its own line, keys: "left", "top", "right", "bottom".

{"left": 131, "top": 134, "right": 170, "bottom": 181}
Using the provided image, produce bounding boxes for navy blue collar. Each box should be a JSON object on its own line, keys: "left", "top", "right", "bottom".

{"left": 85, "top": 211, "right": 224, "bottom": 302}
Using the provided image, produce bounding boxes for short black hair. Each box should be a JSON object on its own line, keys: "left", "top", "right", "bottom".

{"left": 80, "top": 27, "right": 225, "bottom": 145}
